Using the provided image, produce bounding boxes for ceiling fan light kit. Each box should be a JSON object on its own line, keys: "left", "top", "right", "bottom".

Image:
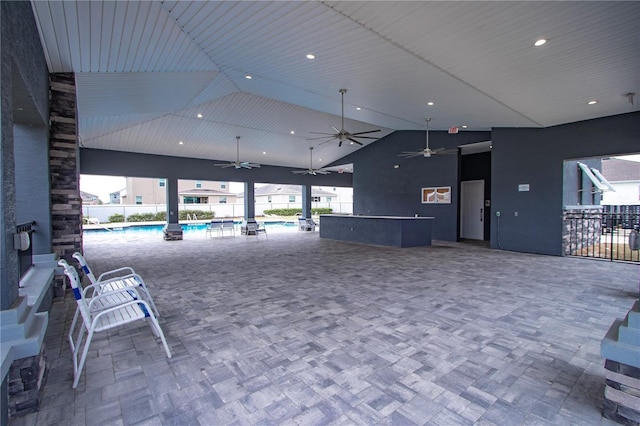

{"left": 307, "top": 89, "right": 381, "bottom": 147}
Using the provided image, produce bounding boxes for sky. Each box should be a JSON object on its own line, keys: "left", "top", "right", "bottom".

{"left": 80, "top": 154, "right": 640, "bottom": 203}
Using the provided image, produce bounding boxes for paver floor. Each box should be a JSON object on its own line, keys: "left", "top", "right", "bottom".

{"left": 9, "top": 229, "right": 639, "bottom": 425}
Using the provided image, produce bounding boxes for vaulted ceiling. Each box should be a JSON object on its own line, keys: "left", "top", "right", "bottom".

{"left": 31, "top": 1, "right": 640, "bottom": 170}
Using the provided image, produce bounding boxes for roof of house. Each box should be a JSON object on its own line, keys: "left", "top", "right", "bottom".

{"left": 80, "top": 191, "right": 99, "bottom": 201}
{"left": 602, "top": 158, "right": 640, "bottom": 182}
{"left": 237, "top": 184, "right": 336, "bottom": 197}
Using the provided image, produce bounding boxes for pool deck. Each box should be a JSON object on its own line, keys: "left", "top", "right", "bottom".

{"left": 9, "top": 232, "right": 638, "bottom": 425}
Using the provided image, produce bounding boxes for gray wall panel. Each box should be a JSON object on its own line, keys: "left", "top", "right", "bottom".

{"left": 80, "top": 149, "right": 353, "bottom": 188}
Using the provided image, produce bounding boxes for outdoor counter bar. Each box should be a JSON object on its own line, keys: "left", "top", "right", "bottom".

{"left": 319, "top": 214, "right": 434, "bottom": 248}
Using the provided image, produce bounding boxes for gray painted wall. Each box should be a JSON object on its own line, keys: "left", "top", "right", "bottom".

{"left": 1, "top": 2, "right": 50, "bottom": 424}
{"left": 1, "top": 1, "right": 50, "bottom": 310}
{"left": 80, "top": 148, "right": 353, "bottom": 188}
{"left": 337, "top": 130, "right": 491, "bottom": 241}
{"left": 491, "top": 112, "right": 640, "bottom": 255}
{"left": 15, "top": 125, "right": 52, "bottom": 255}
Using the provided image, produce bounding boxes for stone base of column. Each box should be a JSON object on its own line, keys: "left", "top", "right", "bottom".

{"left": 603, "top": 360, "right": 640, "bottom": 425}
{"left": 163, "top": 223, "right": 183, "bottom": 241}
{"left": 8, "top": 345, "right": 47, "bottom": 419}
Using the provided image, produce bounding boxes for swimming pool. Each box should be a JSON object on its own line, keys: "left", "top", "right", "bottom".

{"left": 84, "top": 221, "right": 297, "bottom": 235}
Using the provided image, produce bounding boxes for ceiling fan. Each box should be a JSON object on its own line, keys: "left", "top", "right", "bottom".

{"left": 398, "top": 118, "right": 457, "bottom": 158}
{"left": 293, "top": 147, "right": 331, "bottom": 175}
{"left": 307, "top": 88, "right": 381, "bottom": 147}
{"left": 214, "top": 136, "right": 260, "bottom": 169}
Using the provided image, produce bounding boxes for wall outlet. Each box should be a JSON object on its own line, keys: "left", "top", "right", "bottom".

{"left": 514, "top": 211, "right": 519, "bottom": 217}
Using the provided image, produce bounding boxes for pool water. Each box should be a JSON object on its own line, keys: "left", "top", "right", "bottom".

{"left": 85, "top": 221, "right": 297, "bottom": 235}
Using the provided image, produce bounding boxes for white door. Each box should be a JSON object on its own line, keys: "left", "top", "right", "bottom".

{"left": 460, "top": 180, "right": 484, "bottom": 240}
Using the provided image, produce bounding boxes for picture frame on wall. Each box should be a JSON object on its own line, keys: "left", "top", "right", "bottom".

{"left": 422, "top": 186, "right": 451, "bottom": 204}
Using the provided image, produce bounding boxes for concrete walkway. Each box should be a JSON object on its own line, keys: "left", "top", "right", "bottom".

{"left": 10, "top": 231, "right": 639, "bottom": 425}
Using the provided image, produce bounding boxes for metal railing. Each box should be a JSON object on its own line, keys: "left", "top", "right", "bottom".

{"left": 564, "top": 211, "right": 639, "bottom": 263}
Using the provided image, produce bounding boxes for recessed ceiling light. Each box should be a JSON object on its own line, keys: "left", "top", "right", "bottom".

{"left": 356, "top": 107, "right": 361, "bottom": 111}
{"left": 427, "top": 101, "right": 434, "bottom": 106}
{"left": 462, "top": 125, "right": 468, "bottom": 129}
{"left": 245, "top": 74, "right": 252, "bottom": 79}
{"left": 196, "top": 113, "right": 202, "bottom": 119}
{"left": 306, "top": 53, "right": 315, "bottom": 60}
{"left": 179, "top": 141, "right": 184, "bottom": 145}
{"left": 262, "top": 151, "right": 266, "bottom": 155}
{"left": 394, "top": 164, "right": 400, "bottom": 169}
{"left": 534, "top": 39, "right": 547, "bottom": 47}
{"left": 290, "top": 130, "right": 295, "bottom": 134}
{"left": 588, "top": 100, "right": 598, "bottom": 105}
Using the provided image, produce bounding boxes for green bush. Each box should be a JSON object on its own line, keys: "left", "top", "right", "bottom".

{"left": 153, "top": 212, "right": 166, "bottom": 221}
{"left": 108, "top": 214, "right": 125, "bottom": 223}
{"left": 126, "top": 213, "right": 157, "bottom": 222}
{"left": 178, "top": 210, "right": 215, "bottom": 220}
{"left": 311, "top": 207, "right": 333, "bottom": 215}
{"left": 263, "top": 208, "right": 302, "bottom": 216}
{"left": 263, "top": 207, "right": 332, "bottom": 216}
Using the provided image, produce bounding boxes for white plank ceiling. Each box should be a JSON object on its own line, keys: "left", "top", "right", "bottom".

{"left": 30, "top": 1, "right": 640, "bottom": 169}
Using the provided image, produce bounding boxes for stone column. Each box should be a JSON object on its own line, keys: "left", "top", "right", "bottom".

{"left": 162, "top": 177, "right": 182, "bottom": 240}
{"left": 244, "top": 181, "right": 255, "bottom": 220}
{"left": 49, "top": 73, "right": 82, "bottom": 264}
{"left": 301, "top": 185, "right": 312, "bottom": 219}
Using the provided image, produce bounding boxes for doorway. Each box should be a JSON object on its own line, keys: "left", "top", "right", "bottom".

{"left": 460, "top": 179, "right": 485, "bottom": 240}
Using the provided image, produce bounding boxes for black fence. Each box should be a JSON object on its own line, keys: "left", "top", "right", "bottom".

{"left": 564, "top": 206, "right": 639, "bottom": 263}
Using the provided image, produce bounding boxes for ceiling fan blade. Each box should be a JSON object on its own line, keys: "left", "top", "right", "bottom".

{"left": 306, "top": 135, "right": 337, "bottom": 141}
{"left": 347, "top": 137, "right": 363, "bottom": 145}
{"left": 308, "top": 131, "right": 336, "bottom": 135}
{"left": 316, "top": 170, "right": 331, "bottom": 175}
{"left": 214, "top": 163, "right": 235, "bottom": 168}
{"left": 398, "top": 152, "right": 422, "bottom": 158}
{"left": 350, "top": 135, "right": 379, "bottom": 140}
{"left": 350, "top": 129, "right": 381, "bottom": 136}
{"left": 436, "top": 149, "right": 459, "bottom": 155}
{"left": 331, "top": 126, "right": 341, "bottom": 134}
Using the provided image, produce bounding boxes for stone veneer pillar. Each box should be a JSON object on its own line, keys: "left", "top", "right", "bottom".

{"left": 601, "top": 300, "right": 640, "bottom": 425}
{"left": 49, "top": 73, "right": 82, "bottom": 263}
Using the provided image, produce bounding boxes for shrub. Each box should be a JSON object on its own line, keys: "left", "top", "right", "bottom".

{"left": 263, "top": 208, "right": 302, "bottom": 216}
{"left": 153, "top": 212, "right": 166, "bottom": 221}
{"left": 108, "top": 214, "right": 125, "bottom": 223}
{"left": 126, "top": 213, "right": 157, "bottom": 222}
{"left": 311, "top": 207, "right": 333, "bottom": 215}
{"left": 178, "top": 210, "right": 215, "bottom": 220}
{"left": 263, "top": 207, "right": 332, "bottom": 216}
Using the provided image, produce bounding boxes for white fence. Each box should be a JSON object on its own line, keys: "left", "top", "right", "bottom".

{"left": 82, "top": 202, "right": 353, "bottom": 223}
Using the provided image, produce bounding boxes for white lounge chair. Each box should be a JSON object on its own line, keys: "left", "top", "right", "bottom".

{"left": 58, "top": 259, "right": 171, "bottom": 388}
{"left": 221, "top": 219, "right": 236, "bottom": 237}
{"left": 205, "top": 220, "right": 223, "bottom": 238}
{"left": 245, "top": 223, "right": 267, "bottom": 239}
{"left": 298, "top": 218, "right": 316, "bottom": 231}
{"left": 72, "top": 252, "right": 160, "bottom": 317}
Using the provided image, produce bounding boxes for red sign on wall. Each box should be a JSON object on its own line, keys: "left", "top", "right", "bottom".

{"left": 448, "top": 127, "right": 459, "bottom": 134}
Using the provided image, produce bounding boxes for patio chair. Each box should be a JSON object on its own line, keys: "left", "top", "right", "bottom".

{"left": 298, "top": 218, "right": 316, "bottom": 231}
{"left": 72, "top": 252, "right": 160, "bottom": 317}
{"left": 221, "top": 219, "right": 236, "bottom": 237}
{"left": 58, "top": 259, "right": 171, "bottom": 388}
{"left": 245, "top": 223, "right": 267, "bottom": 239}
{"left": 205, "top": 220, "right": 223, "bottom": 238}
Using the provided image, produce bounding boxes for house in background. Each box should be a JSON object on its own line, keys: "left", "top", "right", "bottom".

{"left": 601, "top": 158, "right": 640, "bottom": 205}
{"left": 238, "top": 184, "right": 338, "bottom": 206}
{"left": 80, "top": 191, "right": 100, "bottom": 205}
{"left": 122, "top": 178, "right": 237, "bottom": 205}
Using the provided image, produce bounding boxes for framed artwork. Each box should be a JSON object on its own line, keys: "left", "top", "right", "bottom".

{"left": 422, "top": 186, "right": 451, "bottom": 204}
